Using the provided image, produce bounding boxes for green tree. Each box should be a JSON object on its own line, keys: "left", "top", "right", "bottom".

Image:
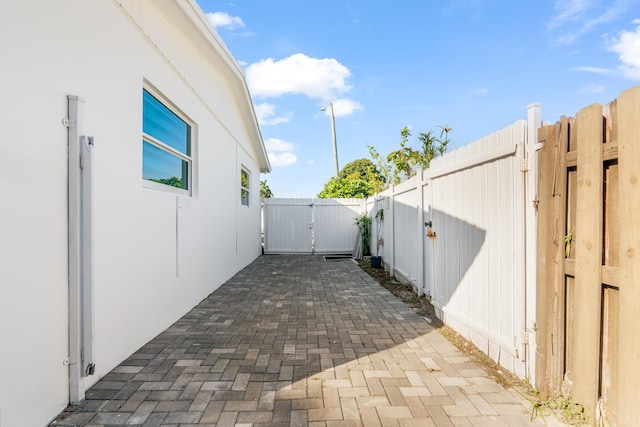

{"left": 367, "top": 145, "right": 393, "bottom": 192}
{"left": 415, "top": 130, "right": 437, "bottom": 169}
{"left": 318, "top": 158, "right": 387, "bottom": 198}
{"left": 416, "top": 125, "right": 451, "bottom": 169}
{"left": 339, "top": 158, "right": 381, "bottom": 181}
{"left": 437, "top": 124, "right": 452, "bottom": 153}
{"left": 378, "top": 125, "right": 452, "bottom": 184}
{"left": 317, "top": 176, "right": 371, "bottom": 198}
{"left": 260, "top": 180, "right": 273, "bottom": 198}
{"left": 387, "top": 127, "right": 420, "bottom": 183}
{"left": 342, "top": 158, "right": 386, "bottom": 194}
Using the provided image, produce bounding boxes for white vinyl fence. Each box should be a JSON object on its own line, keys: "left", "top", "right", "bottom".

{"left": 263, "top": 198, "right": 364, "bottom": 254}
{"left": 366, "top": 105, "right": 541, "bottom": 381}
{"left": 262, "top": 104, "right": 541, "bottom": 383}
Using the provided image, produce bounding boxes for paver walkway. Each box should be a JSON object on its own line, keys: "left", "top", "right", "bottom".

{"left": 51, "top": 255, "right": 565, "bottom": 427}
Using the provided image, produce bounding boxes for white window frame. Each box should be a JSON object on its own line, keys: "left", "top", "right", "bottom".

{"left": 142, "top": 86, "right": 194, "bottom": 196}
{"left": 240, "top": 167, "right": 251, "bottom": 207}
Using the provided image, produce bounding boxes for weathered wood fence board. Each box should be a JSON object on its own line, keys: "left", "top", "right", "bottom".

{"left": 536, "top": 84, "right": 640, "bottom": 426}
{"left": 573, "top": 103, "right": 604, "bottom": 410}
{"left": 616, "top": 86, "right": 640, "bottom": 427}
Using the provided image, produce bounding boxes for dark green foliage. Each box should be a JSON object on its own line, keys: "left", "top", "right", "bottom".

{"left": 378, "top": 125, "right": 452, "bottom": 185}
{"left": 260, "top": 180, "right": 273, "bottom": 198}
{"left": 150, "top": 176, "right": 183, "bottom": 188}
{"left": 387, "top": 127, "right": 420, "bottom": 183}
{"left": 354, "top": 213, "right": 372, "bottom": 256}
{"left": 318, "top": 158, "right": 385, "bottom": 198}
{"left": 339, "top": 158, "right": 384, "bottom": 182}
{"left": 317, "top": 176, "right": 371, "bottom": 198}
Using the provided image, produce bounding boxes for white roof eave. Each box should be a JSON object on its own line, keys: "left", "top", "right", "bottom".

{"left": 156, "top": 0, "right": 271, "bottom": 173}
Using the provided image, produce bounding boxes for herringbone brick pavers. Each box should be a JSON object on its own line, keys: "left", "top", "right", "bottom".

{"left": 50, "top": 255, "right": 565, "bottom": 426}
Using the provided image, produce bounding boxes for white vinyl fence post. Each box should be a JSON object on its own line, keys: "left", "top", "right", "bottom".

{"left": 525, "top": 102, "right": 542, "bottom": 383}
{"left": 416, "top": 170, "right": 425, "bottom": 297}
{"left": 387, "top": 187, "right": 395, "bottom": 277}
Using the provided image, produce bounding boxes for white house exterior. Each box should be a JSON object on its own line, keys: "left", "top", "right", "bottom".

{"left": 0, "top": 1, "right": 269, "bottom": 426}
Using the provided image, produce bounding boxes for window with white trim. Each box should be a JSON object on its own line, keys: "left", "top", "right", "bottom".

{"left": 142, "top": 88, "right": 192, "bottom": 194}
{"left": 240, "top": 168, "right": 250, "bottom": 206}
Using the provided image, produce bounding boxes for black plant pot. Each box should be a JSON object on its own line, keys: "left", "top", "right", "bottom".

{"left": 370, "top": 255, "right": 382, "bottom": 268}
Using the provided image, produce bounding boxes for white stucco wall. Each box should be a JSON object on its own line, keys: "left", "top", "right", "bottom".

{"left": 0, "top": 1, "right": 265, "bottom": 426}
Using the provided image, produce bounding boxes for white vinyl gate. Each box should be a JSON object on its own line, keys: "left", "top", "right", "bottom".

{"left": 361, "top": 107, "right": 541, "bottom": 382}
{"left": 263, "top": 198, "right": 364, "bottom": 254}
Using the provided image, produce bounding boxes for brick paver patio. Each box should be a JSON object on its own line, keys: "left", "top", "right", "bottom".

{"left": 51, "top": 255, "right": 565, "bottom": 426}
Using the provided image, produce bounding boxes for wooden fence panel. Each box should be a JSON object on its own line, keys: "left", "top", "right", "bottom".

{"left": 572, "top": 103, "right": 604, "bottom": 410}
{"left": 534, "top": 124, "right": 557, "bottom": 393}
{"left": 616, "top": 85, "right": 640, "bottom": 427}
{"left": 536, "top": 84, "right": 640, "bottom": 425}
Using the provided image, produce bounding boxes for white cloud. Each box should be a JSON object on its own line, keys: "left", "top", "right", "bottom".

{"left": 609, "top": 20, "right": 640, "bottom": 79}
{"left": 245, "top": 53, "right": 353, "bottom": 101}
{"left": 264, "top": 138, "right": 295, "bottom": 152}
{"left": 264, "top": 138, "right": 297, "bottom": 167}
{"left": 268, "top": 152, "right": 297, "bottom": 167}
{"left": 548, "top": 0, "right": 632, "bottom": 45}
{"left": 322, "top": 99, "right": 364, "bottom": 118}
{"left": 579, "top": 83, "right": 606, "bottom": 93}
{"left": 571, "top": 66, "right": 615, "bottom": 74}
{"left": 254, "top": 102, "right": 291, "bottom": 126}
{"left": 206, "top": 12, "right": 245, "bottom": 30}
{"left": 548, "top": 0, "right": 592, "bottom": 31}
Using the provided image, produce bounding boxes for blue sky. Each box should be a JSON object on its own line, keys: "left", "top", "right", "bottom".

{"left": 196, "top": 0, "right": 640, "bottom": 197}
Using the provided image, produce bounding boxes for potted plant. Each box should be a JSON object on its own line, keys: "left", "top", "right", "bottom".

{"left": 354, "top": 213, "right": 372, "bottom": 258}
{"left": 370, "top": 208, "right": 384, "bottom": 268}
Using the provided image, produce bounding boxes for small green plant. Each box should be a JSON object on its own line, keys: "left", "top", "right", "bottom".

{"left": 527, "top": 387, "right": 588, "bottom": 426}
{"left": 406, "top": 294, "right": 420, "bottom": 305}
{"left": 374, "top": 208, "right": 384, "bottom": 256}
{"left": 565, "top": 229, "right": 574, "bottom": 258}
{"left": 355, "top": 213, "right": 372, "bottom": 256}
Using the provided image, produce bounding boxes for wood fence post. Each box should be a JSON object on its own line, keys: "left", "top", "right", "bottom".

{"left": 616, "top": 85, "right": 640, "bottom": 426}
{"left": 535, "top": 124, "right": 557, "bottom": 394}
{"left": 536, "top": 117, "right": 570, "bottom": 396}
{"left": 572, "top": 103, "right": 604, "bottom": 418}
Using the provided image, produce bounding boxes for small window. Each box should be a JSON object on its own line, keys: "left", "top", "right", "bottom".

{"left": 240, "top": 168, "right": 250, "bottom": 206}
{"left": 142, "top": 88, "right": 192, "bottom": 194}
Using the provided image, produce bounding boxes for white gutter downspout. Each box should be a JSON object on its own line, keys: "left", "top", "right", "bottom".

{"left": 66, "top": 95, "right": 95, "bottom": 404}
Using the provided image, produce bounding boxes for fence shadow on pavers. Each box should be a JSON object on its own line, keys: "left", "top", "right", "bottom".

{"left": 51, "top": 255, "right": 546, "bottom": 426}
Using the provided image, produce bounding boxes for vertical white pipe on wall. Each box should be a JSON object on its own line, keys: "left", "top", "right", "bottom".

{"left": 80, "top": 134, "right": 95, "bottom": 378}
{"left": 67, "top": 95, "right": 95, "bottom": 404}
{"left": 67, "top": 95, "right": 84, "bottom": 403}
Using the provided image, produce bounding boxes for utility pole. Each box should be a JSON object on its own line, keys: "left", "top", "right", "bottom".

{"left": 321, "top": 103, "right": 339, "bottom": 177}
